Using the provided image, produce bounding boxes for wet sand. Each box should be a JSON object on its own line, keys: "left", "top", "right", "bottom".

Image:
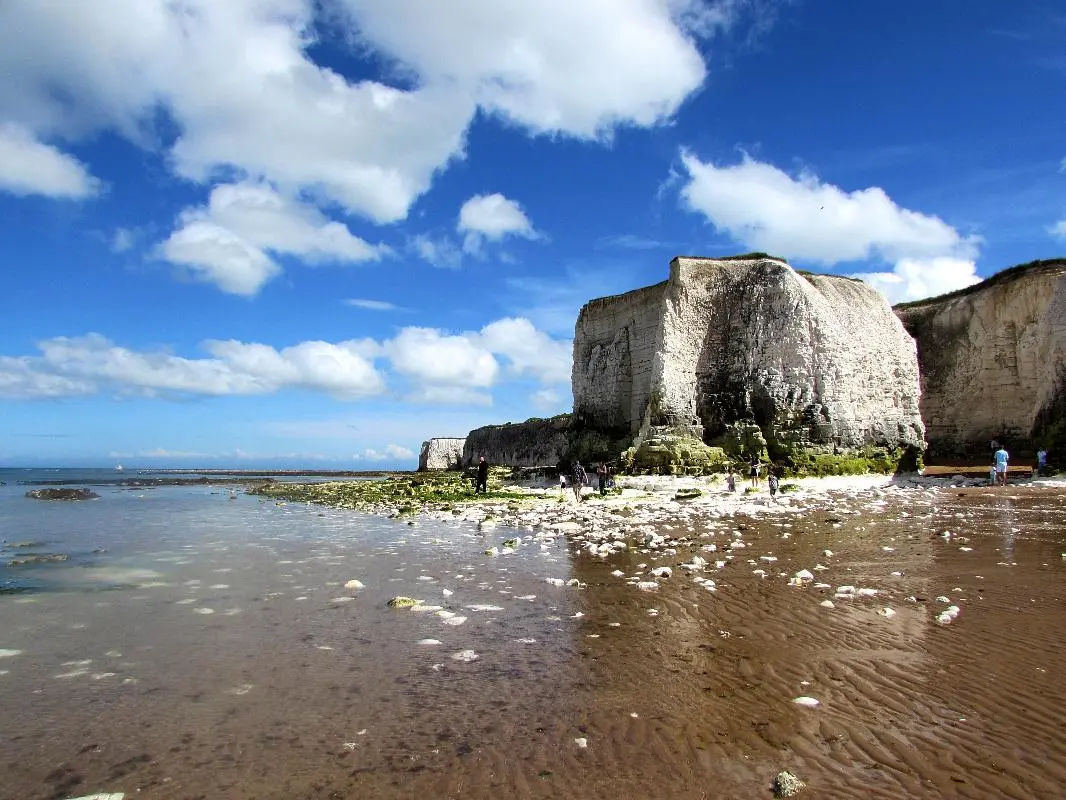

{"left": 2, "top": 484, "right": 1066, "bottom": 799}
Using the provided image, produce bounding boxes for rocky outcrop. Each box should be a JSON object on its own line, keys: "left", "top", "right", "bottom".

{"left": 462, "top": 415, "right": 570, "bottom": 468}
{"left": 573, "top": 255, "right": 925, "bottom": 474}
{"left": 895, "top": 259, "right": 1066, "bottom": 459}
{"left": 25, "top": 488, "right": 99, "bottom": 500}
{"left": 417, "top": 438, "right": 466, "bottom": 471}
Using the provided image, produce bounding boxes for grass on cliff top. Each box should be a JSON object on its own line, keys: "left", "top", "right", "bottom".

{"left": 249, "top": 469, "right": 529, "bottom": 512}
{"left": 894, "top": 257, "right": 1066, "bottom": 311}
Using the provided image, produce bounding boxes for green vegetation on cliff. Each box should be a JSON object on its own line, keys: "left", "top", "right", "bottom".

{"left": 894, "top": 258, "right": 1066, "bottom": 311}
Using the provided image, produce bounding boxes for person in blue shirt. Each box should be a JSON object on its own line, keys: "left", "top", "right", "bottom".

{"left": 994, "top": 445, "right": 1009, "bottom": 486}
{"left": 1037, "top": 447, "right": 1048, "bottom": 476}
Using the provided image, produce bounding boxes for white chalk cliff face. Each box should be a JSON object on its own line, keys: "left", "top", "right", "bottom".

{"left": 895, "top": 260, "right": 1066, "bottom": 457}
{"left": 417, "top": 438, "right": 466, "bottom": 471}
{"left": 573, "top": 256, "right": 925, "bottom": 460}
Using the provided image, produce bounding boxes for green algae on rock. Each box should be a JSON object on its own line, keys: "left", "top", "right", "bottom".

{"left": 248, "top": 470, "right": 528, "bottom": 515}
{"left": 386, "top": 596, "right": 422, "bottom": 608}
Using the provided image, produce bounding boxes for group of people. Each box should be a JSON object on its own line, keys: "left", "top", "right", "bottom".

{"left": 560, "top": 461, "right": 613, "bottom": 502}
{"left": 723, "top": 455, "right": 780, "bottom": 496}
{"left": 988, "top": 441, "right": 1050, "bottom": 486}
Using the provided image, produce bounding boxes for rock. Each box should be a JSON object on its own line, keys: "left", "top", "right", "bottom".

{"left": 819, "top": 600, "right": 835, "bottom": 609}
{"left": 450, "top": 649, "right": 479, "bottom": 662}
{"left": 673, "top": 487, "right": 703, "bottom": 501}
{"left": 8, "top": 553, "right": 69, "bottom": 566}
{"left": 343, "top": 579, "right": 365, "bottom": 590}
{"left": 773, "top": 770, "right": 807, "bottom": 797}
{"left": 386, "top": 596, "right": 422, "bottom": 608}
{"left": 650, "top": 566, "right": 672, "bottom": 578}
{"left": 572, "top": 255, "right": 925, "bottom": 475}
{"left": 574, "top": 737, "right": 588, "bottom": 749}
{"left": 896, "top": 259, "right": 1066, "bottom": 458}
{"left": 417, "top": 437, "right": 466, "bottom": 471}
{"left": 461, "top": 415, "right": 569, "bottom": 468}
{"left": 25, "top": 488, "right": 99, "bottom": 500}
{"left": 791, "top": 696, "right": 820, "bottom": 707}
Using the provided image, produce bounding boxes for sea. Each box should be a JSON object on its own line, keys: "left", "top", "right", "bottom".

{"left": 3, "top": 468, "right": 1066, "bottom": 799}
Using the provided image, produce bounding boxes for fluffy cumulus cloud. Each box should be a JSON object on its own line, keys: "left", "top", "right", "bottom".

{"left": 0, "top": 334, "right": 385, "bottom": 400}
{"left": 457, "top": 193, "right": 539, "bottom": 255}
{"left": 0, "top": 0, "right": 756, "bottom": 225}
{"left": 0, "top": 317, "right": 572, "bottom": 404}
{"left": 158, "top": 182, "right": 388, "bottom": 295}
{"left": 855, "top": 257, "right": 982, "bottom": 306}
{"left": 1050, "top": 219, "right": 1066, "bottom": 239}
{"left": 678, "top": 151, "right": 982, "bottom": 303}
{"left": 359, "top": 444, "right": 415, "bottom": 461}
{"left": 0, "top": 123, "right": 99, "bottom": 198}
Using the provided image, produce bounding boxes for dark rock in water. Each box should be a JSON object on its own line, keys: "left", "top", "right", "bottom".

{"left": 8, "top": 553, "right": 69, "bottom": 566}
{"left": 25, "top": 488, "right": 99, "bottom": 500}
{"left": 6, "top": 541, "right": 47, "bottom": 549}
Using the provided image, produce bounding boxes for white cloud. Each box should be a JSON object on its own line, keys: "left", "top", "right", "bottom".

{"left": 359, "top": 443, "right": 415, "bottom": 461}
{"left": 338, "top": 0, "right": 715, "bottom": 139}
{"left": 677, "top": 150, "right": 986, "bottom": 304}
{"left": 384, "top": 327, "right": 499, "bottom": 388}
{"left": 679, "top": 151, "right": 979, "bottom": 265}
{"left": 344, "top": 298, "right": 404, "bottom": 311}
{"left": 457, "top": 193, "right": 538, "bottom": 255}
{"left": 531, "top": 387, "right": 565, "bottom": 411}
{"left": 477, "top": 318, "right": 572, "bottom": 384}
{"left": 853, "top": 257, "right": 982, "bottom": 306}
{"left": 0, "top": 123, "right": 99, "bottom": 198}
{"left": 1059, "top": 157, "right": 1066, "bottom": 174}
{"left": 111, "top": 227, "right": 135, "bottom": 253}
{"left": 1050, "top": 219, "right": 1066, "bottom": 239}
{"left": 0, "top": 334, "right": 385, "bottom": 400}
{"left": 409, "top": 234, "right": 463, "bottom": 268}
{"left": 158, "top": 182, "right": 387, "bottom": 295}
{"left": 404, "top": 386, "right": 494, "bottom": 406}
{"left": 0, "top": 317, "right": 573, "bottom": 406}
{"left": 0, "top": 0, "right": 760, "bottom": 223}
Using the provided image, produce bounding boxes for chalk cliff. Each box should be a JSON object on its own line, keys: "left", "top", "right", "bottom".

{"left": 895, "top": 259, "right": 1066, "bottom": 458}
{"left": 417, "top": 438, "right": 466, "bottom": 471}
{"left": 462, "top": 415, "right": 570, "bottom": 468}
{"left": 573, "top": 255, "right": 925, "bottom": 473}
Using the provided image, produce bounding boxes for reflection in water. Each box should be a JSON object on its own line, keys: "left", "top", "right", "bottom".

{"left": 2, "top": 487, "right": 1066, "bottom": 797}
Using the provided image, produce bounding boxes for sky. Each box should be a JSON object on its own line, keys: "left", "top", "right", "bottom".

{"left": 1, "top": 0, "right": 1064, "bottom": 469}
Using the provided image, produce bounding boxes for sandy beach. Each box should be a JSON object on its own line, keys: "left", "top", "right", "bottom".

{"left": 3, "top": 472, "right": 1066, "bottom": 799}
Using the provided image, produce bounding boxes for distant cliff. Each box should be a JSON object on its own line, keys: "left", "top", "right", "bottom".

{"left": 417, "top": 438, "right": 466, "bottom": 471}
{"left": 895, "top": 259, "right": 1066, "bottom": 458}
{"left": 462, "top": 415, "right": 570, "bottom": 468}
{"left": 573, "top": 255, "right": 925, "bottom": 474}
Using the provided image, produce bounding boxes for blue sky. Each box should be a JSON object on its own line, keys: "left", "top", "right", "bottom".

{"left": 1, "top": 0, "right": 1064, "bottom": 468}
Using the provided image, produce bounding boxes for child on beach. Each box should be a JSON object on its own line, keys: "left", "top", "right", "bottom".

{"left": 768, "top": 471, "right": 779, "bottom": 498}
{"left": 726, "top": 470, "right": 736, "bottom": 493}
{"left": 559, "top": 473, "right": 567, "bottom": 496}
{"left": 989, "top": 463, "right": 997, "bottom": 486}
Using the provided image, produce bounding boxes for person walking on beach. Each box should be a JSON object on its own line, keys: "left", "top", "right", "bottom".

{"left": 571, "top": 461, "right": 587, "bottom": 503}
{"left": 1037, "top": 447, "right": 1048, "bottom": 476}
{"left": 726, "top": 469, "right": 736, "bottom": 493}
{"left": 475, "top": 456, "right": 489, "bottom": 494}
{"left": 558, "top": 472, "right": 567, "bottom": 497}
{"left": 749, "top": 455, "right": 761, "bottom": 489}
{"left": 768, "top": 470, "right": 779, "bottom": 499}
{"left": 994, "top": 444, "right": 1009, "bottom": 486}
{"left": 596, "top": 462, "right": 609, "bottom": 496}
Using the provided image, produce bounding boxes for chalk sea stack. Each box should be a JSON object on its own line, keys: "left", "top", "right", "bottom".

{"left": 571, "top": 255, "right": 925, "bottom": 474}
{"left": 417, "top": 438, "right": 466, "bottom": 471}
{"left": 895, "top": 258, "right": 1066, "bottom": 459}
